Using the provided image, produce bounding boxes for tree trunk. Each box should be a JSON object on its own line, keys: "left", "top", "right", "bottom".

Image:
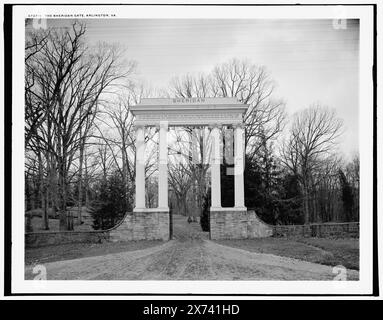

{"left": 313, "top": 190, "right": 318, "bottom": 223}
{"left": 25, "top": 172, "right": 30, "bottom": 211}
{"left": 58, "top": 151, "right": 71, "bottom": 230}
{"left": 122, "top": 144, "right": 129, "bottom": 211}
{"left": 38, "top": 152, "right": 49, "bottom": 230}
{"left": 303, "top": 185, "right": 310, "bottom": 224}
{"left": 58, "top": 170, "right": 67, "bottom": 230}
{"left": 77, "top": 142, "right": 84, "bottom": 225}
{"left": 43, "top": 186, "right": 49, "bottom": 230}
{"left": 84, "top": 152, "right": 90, "bottom": 208}
{"left": 30, "top": 178, "right": 36, "bottom": 210}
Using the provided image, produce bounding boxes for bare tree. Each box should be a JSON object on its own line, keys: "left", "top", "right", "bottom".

{"left": 167, "top": 127, "right": 212, "bottom": 218}
{"left": 167, "top": 59, "right": 285, "bottom": 214}
{"left": 344, "top": 153, "right": 360, "bottom": 221}
{"left": 94, "top": 95, "right": 136, "bottom": 211}
{"left": 211, "top": 58, "right": 286, "bottom": 160}
{"left": 281, "top": 104, "right": 343, "bottom": 223}
{"left": 170, "top": 59, "right": 286, "bottom": 157}
{"left": 168, "top": 153, "right": 193, "bottom": 216}
{"left": 25, "top": 21, "right": 135, "bottom": 230}
{"left": 170, "top": 73, "right": 213, "bottom": 99}
{"left": 93, "top": 87, "right": 160, "bottom": 212}
{"left": 25, "top": 27, "right": 49, "bottom": 147}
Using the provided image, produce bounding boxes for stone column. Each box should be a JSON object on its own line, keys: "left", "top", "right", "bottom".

{"left": 134, "top": 125, "right": 145, "bottom": 209}
{"left": 158, "top": 122, "right": 168, "bottom": 209}
{"left": 210, "top": 124, "right": 222, "bottom": 209}
{"left": 190, "top": 128, "right": 200, "bottom": 165}
{"left": 234, "top": 123, "right": 246, "bottom": 209}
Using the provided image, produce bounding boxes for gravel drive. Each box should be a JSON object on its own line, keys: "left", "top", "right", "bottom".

{"left": 25, "top": 215, "right": 359, "bottom": 280}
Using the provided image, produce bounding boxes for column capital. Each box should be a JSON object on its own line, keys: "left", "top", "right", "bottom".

{"left": 159, "top": 121, "right": 169, "bottom": 130}
{"left": 153, "top": 122, "right": 169, "bottom": 130}
{"left": 233, "top": 123, "right": 244, "bottom": 130}
{"left": 208, "top": 123, "right": 223, "bottom": 130}
{"left": 134, "top": 123, "right": 145, "bottom": 131}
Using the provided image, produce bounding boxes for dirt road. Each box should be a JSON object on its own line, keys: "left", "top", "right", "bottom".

{"left": 25, "top": 215, "right": 359, "bottom": 280}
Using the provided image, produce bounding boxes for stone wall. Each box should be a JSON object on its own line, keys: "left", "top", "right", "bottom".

{"left": 25, "top": 230, "right": 109, "bottom": 248}
{"left": 26, "top": 208, "right": 358, "bottom": 247}
{"left": 26, "top": 210, "right": 169, "bottom": 248}
{"left": 273, "top": 222, "right": 359, "bottom": 238}
{"left": 210, "top": 209, "right": 273, "bottom": 240}
{"left": 109, "top": 210, "right": 169, "bottom": 241}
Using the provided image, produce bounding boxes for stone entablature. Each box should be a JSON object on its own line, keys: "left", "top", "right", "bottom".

{"left": 131, "top": 97, "right": 249, "bottom": 127}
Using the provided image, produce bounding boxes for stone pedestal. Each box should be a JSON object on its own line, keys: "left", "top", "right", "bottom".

{"left": 110, "top": 209, "right": 169, "bottom": 241}
{"left": 130, "top": 121, "right": 170, "bottom": 241}
{"left": 210, "top": 208, "right": 273, "bottom": 240}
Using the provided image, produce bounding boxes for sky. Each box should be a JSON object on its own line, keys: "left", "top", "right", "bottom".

{"left": 35, "top": 18, "right": 359, "bottom": 158}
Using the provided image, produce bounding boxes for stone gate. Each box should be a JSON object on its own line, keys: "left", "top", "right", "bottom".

{"left": 109, "top": 97, "right": 273, "bottom": 241}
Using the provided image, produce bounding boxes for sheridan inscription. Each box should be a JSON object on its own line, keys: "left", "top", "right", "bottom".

{"left": 172, "top": 98, "right": 205, "bottom": 103}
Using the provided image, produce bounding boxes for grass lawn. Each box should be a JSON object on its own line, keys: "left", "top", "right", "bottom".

{"left": 215, "top": 237, "right": 359, "bottom": 270}
{"left": 298, "top": 237, "right": 359, "bottom": 270}
{"left": 25, "top": 240, "right": 163, "bottom": 266}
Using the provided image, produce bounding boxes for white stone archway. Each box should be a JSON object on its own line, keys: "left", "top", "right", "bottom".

{"left": 109, "top": 97, "right": 273, "bottom": 241}
{"left": 132, "top": 97, "right": 248, "bottom": 210}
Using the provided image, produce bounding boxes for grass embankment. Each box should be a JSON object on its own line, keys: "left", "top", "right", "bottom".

{"left": 25, "top": 241, "right": 163, "bottom": 265}
{"left": 216, "top": 237, "right": 359, "bottom": 270}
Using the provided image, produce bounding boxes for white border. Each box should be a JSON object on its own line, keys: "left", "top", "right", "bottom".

{"left": 10, "top": 4, "right": 375, "bottom": 295}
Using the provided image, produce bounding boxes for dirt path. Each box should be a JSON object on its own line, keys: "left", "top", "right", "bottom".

{"left": 25, "top": 215, "right": 359, "bottom": 280}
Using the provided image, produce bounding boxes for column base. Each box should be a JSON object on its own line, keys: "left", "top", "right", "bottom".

{"left": 234, "top": 206, "right": 247, "bottom": 211}
{"left": 210, "top": 206, "right": 247, "bottom": 212}
{"left": 133, "top": 207, "right": 169, "bottom": 213}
